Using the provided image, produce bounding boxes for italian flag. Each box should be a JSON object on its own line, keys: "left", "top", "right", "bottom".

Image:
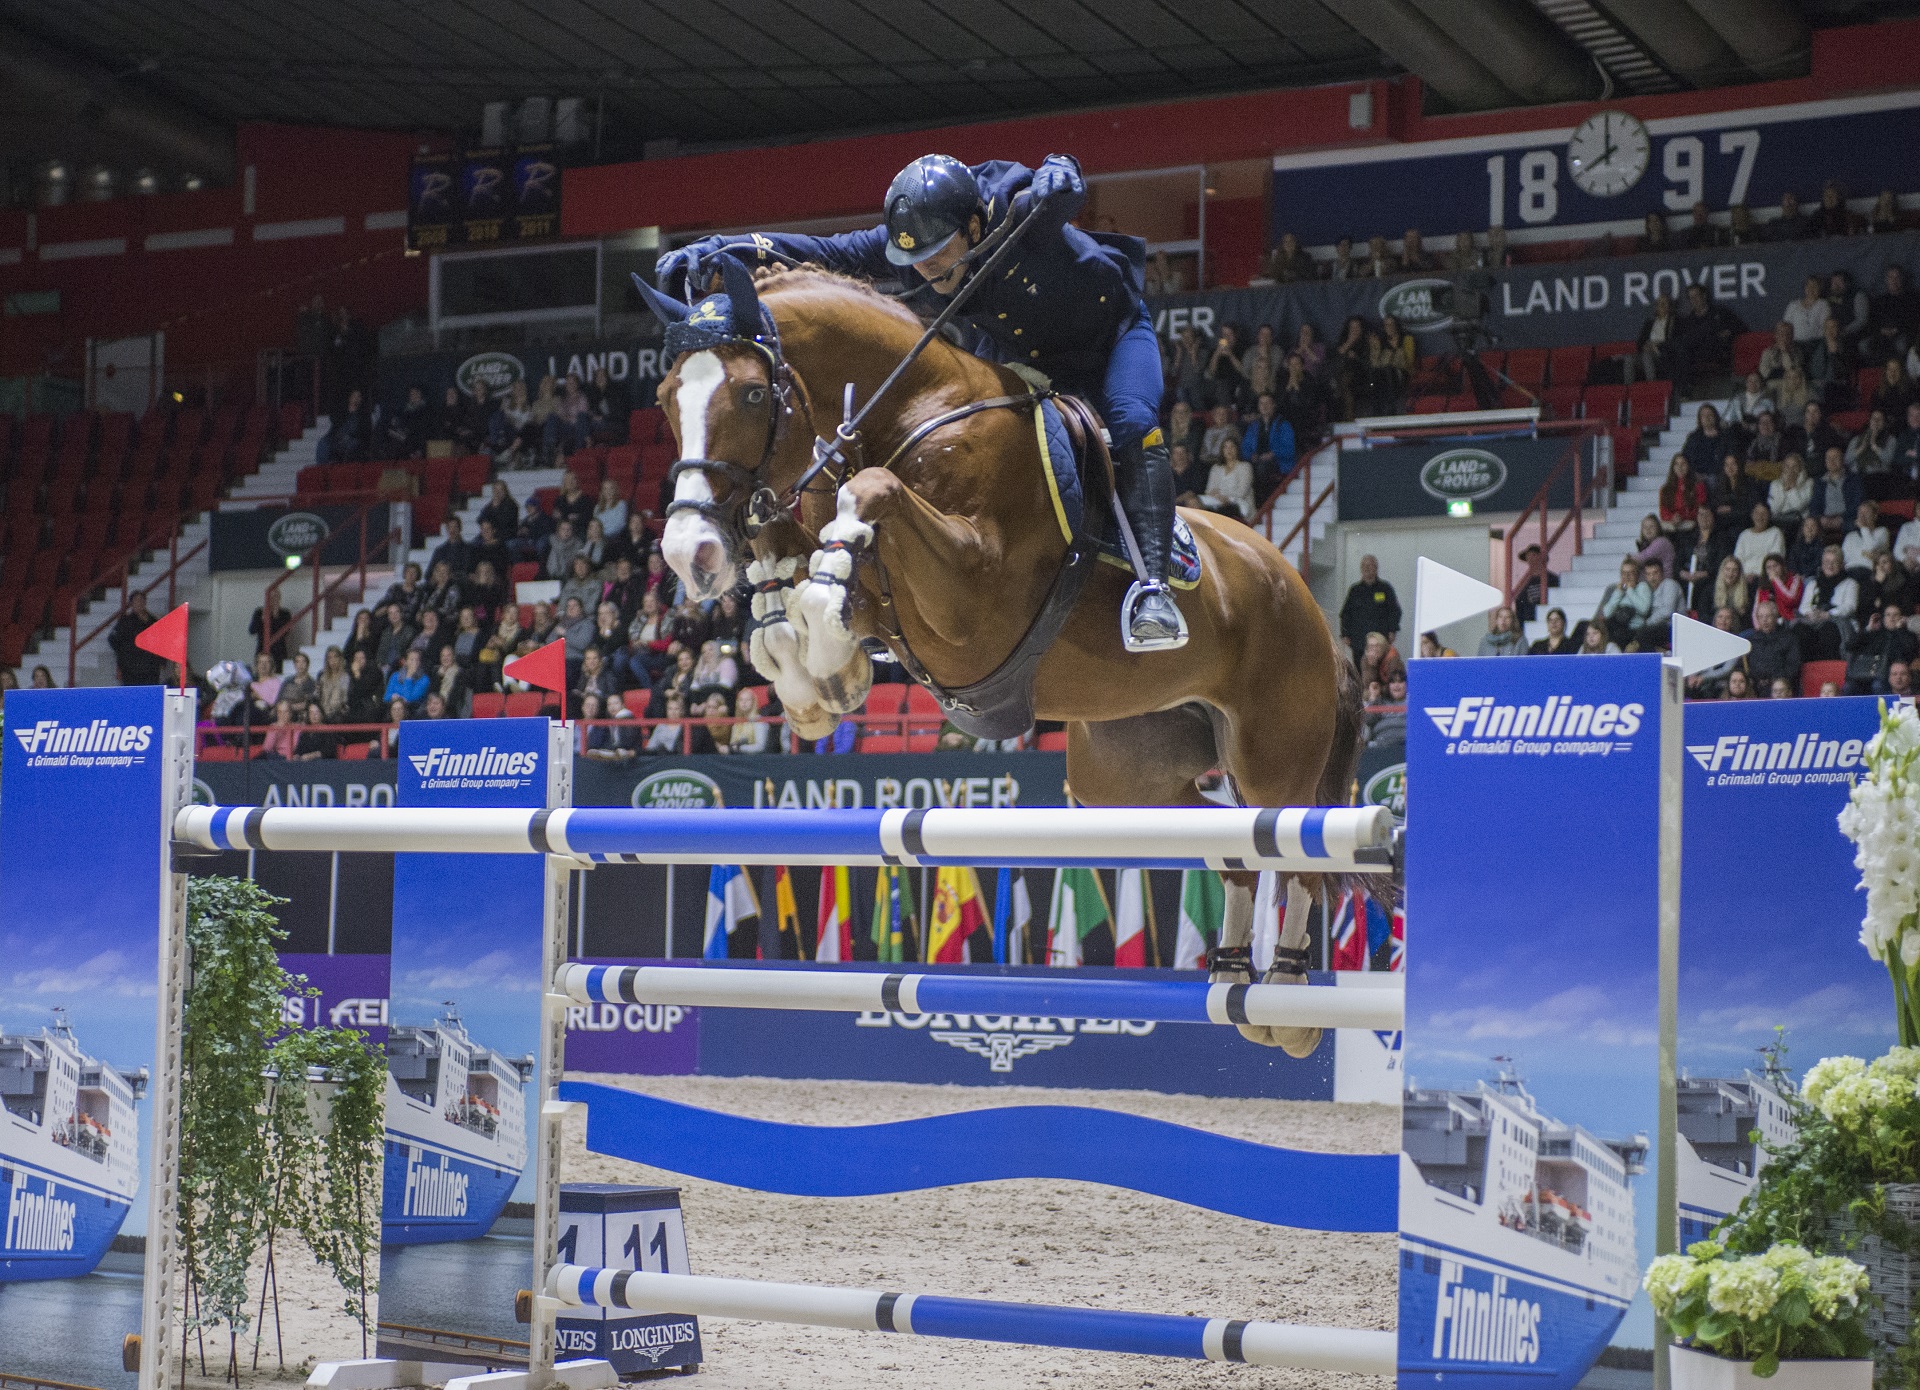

{"left": 1112, "top": 869, "right": 1152, "bottom": 967}
{"left": 815, "top": 865, "right": 854, "bottom": 962}
{"left": 1173, "top": 869, "right": 1223, "bottom": 969}
{"left": 927, "top": 866, "right": 988, "bottom": 963}
{"left": 1047, "top": 868, "right": 1110, "bottom": 968}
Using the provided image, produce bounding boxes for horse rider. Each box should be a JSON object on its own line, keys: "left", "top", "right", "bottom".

{"left": 654, "top": 153, "right": 1188, "bottom": 654}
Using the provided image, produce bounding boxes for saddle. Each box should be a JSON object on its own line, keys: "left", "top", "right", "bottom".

{"left": 890, "top": 393, "right": 1196, "bottom": 741}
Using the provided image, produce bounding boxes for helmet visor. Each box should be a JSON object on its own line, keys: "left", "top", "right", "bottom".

{"left": 885, "top": 226, "right": 960, "bottom": 269}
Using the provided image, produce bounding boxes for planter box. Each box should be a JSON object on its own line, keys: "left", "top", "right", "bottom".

{"left": 1669, "top": 1344, "right": 1872, "bottom": 1389}
{"left": 1839, "top": 1180, "right": 1920, "bottom": 1377}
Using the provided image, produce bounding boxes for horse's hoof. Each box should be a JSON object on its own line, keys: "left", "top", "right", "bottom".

{"left": 1235, "top": 1022, "right": 1325, "bottom": 1057}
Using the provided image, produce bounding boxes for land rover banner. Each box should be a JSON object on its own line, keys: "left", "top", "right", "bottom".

{"left": 1148, "top": 229, "right": 1918, "bottom": 354}
{"left": 209, "top": 501, "right": 393, "bottom": 571}
{"left": 1337, "top": 434, "right": 1601, "bottom": 521}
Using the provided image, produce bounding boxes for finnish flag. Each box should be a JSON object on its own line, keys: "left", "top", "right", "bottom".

{"left": 704, "top": 864, "right": 759, "bottom": 959}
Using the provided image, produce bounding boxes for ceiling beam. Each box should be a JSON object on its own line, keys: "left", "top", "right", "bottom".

{"left": 1332, "top": 0, "right": 1521, "bottom": 111}
{"left": 1679, "top": 0, "right": 1810, "bottom": 81}
{"left": 1409, "top": 0, "right": 1602, "bottom": 106}
{"left": 1597, "top": 0, "right": 1752, "bottom": 88}
{"left": 0, "top": 21, "right": 234, "bottom": 179}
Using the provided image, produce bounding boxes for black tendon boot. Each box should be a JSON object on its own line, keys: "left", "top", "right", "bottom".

{"left": 1114, "top": 437, "right": 1189, "bottom": 652}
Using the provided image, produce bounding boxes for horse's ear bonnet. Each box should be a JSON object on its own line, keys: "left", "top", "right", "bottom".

{"left": 633, "top": 255, "right": 774, "bottom": 363}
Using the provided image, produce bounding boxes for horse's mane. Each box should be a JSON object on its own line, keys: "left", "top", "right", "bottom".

{"left": 755, "top": 264, "right": 926, "bottom": 336}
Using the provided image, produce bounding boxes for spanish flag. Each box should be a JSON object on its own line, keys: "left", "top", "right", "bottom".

{"left": 927, "top": 866, "right": 988, "bottom": 964}
{"left": 815, "top": 865, "right": 854, "bottom": 962}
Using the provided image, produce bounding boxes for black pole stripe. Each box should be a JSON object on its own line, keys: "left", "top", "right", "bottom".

{"left": 241, "top": 807, "right": 268, "bottom": 850}
{"left": 875, "top": 1292, "right": 902, "bottom": 1332}
{"left": 1221, "top": 1319, "right": 1248, "bottom": 1362}
{"left": 1252, "top": 808, "right": 1281, "bottom": 860}
{"left": 529, "top": 809, "right": 555, "bottom": 855}
{"left": 1221, "top": 857, "right": 1246, "bottom": 872}
{"left": 610, "top": 1269, "right": 633, "bottom": 1309}
{"left": 617, "top": 967, "right": 642, "bottom": 1004}
{"left": 900, "top": 809, "right": 928, "bottom": 860}
{"left": 880, "top": 975, "right": 906, "bottom": 1013}
{"left": 1224, "top": 984, "right": 1252, "bottom": 1026}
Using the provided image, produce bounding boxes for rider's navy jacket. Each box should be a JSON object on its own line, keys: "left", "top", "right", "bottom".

{"left": 710, "top": 159, "right": 1148, "bottom": 397}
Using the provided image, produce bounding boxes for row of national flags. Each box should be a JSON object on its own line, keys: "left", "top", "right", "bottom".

{"left": 700, "top": 864, "right": 1401, "bottom": 971}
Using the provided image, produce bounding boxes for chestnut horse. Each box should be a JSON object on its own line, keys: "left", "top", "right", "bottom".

{"left": 645, "top": 262, "right": 1362, "bottom": 1054}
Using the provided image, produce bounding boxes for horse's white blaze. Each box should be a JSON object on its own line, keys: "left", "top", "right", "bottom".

{"left": 663, "top": 350, "right": 732, "bottom": 595}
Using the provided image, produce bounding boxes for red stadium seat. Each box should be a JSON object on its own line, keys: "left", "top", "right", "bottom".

{"left": 1548, "top": 346, "right": 1592, "bottom": 388}
{"left": 510, "top": 562, "right": 540, "bottom": 587}
{"left": 1625, "top": 381, "right": 1673, "bottom": 431}
{"left": 604, "top": 445, "right": 640, "bottom": 492}
{"left": 504, "top": 692, "right": 545, "bottom": 718}
{"left": 1856, "top": 367, "right": 1881, "bottom": 406}
{"left": 860, "top": 734, "right": 904, "bottom": 753}
{"left": 1830, "top": 409, "right": 1870, "bottom": 436}
{"left": 1505, "top": 349, "right": 1548, "bottom": 389}
{"left": 1801, "top": 659, "right": 1846, "bottom": 698}
{"left": 1584, "top": 384, "right": 1628, "bottom": 426}
{"left": 1539, "top": 386, "right": 1581, "bottom": 420}
{"left": 1730, "top": 332, "right": 1772, "bottom": 377}
{"left": 471, "top": 693, "right": 506, "bottom": 718}
{"left": 455, "top": 454, "right": 491, "bottom": 496}
{"left": 1035, "top": 731, "right": 1069, "bottom": 752}
{"left": 1882, "top": 498, "right": 1916, "bottom": 521}
{"left": 340, "top": 740, "right": 374, "bottom": 760}
{"left": 906, "top": 734, "right": 939, "bottom": 753}
{"left": 197, "top": 744, "right": 244, "bottom": 762}
{"left": 1410, "top": 395, "right": 1448, "bottom": 414}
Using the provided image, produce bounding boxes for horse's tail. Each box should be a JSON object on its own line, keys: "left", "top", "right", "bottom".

{"left": 1316, "top": 629, "right": 1365, "bottom": 811}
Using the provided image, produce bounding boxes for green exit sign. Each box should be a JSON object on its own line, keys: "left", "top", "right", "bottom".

{"left": 1447, "top": 499, "right": 1474, "bottom": 518}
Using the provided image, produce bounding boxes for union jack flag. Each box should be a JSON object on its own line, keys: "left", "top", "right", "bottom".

{"left": 1330, "top": 887, "right": 1369, "bottom": 971}
{"left": 1389, "top": 903, "right": 1405, "bottom": 972}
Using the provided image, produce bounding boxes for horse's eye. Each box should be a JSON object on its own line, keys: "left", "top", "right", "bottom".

{"left": 745, "top": 386, "right": 767, "bottom": 406}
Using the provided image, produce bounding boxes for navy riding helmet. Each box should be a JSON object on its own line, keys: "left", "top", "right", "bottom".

{"left": 883, "top": 155, "right": 983, "bottom": 267}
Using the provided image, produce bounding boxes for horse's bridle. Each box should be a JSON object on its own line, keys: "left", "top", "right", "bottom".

{"left": 661, "top": 320, "right": 820, "bottom": 551}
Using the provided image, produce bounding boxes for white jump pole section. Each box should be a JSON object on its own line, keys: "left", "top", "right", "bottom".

{"left": 547, "top": 1266, "right": 1398, "bottom": 1376}
{"left": 174, "top": 804, "right": 1397, "bottom": 873}
{"left": 555, "top": 963, "right": 1406, "bottom": 1031}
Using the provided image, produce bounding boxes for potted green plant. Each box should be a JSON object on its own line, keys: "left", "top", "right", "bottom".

{"left": 1645, "top": 1241, "right": 1872, "bottom": 1386}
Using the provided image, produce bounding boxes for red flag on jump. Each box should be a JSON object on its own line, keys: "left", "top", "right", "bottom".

{"left": 134, "top": 602, "right": 190, "bottom": 690}
{"left": 504, "top": 637, "right": 569, "bottom": 720}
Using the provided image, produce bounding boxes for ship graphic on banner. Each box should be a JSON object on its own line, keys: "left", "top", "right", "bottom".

{"left": 382, "top": 1006, "right": 532, "bottom": 1245}
{"left": 0, "top": 1011, "right": 144, "bottom": 1281}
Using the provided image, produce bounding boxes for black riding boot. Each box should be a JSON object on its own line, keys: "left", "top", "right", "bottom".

{"left": 1114, "top": 437, "right": 1189, "bottom": 652}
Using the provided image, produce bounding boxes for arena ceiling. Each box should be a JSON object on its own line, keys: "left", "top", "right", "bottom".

{"left": 0, "top": 0, "right": 1914, "bottom": 191}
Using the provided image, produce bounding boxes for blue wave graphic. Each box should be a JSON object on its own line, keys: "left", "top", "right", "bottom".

{"left": 559, "top": 1081, "right": 1396, "bottom": 1233}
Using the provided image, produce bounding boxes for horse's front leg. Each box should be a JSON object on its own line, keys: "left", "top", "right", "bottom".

{"left": 791, "top": 468, "right": 985, "bottom": 695}
{"left": 744, "top": 522, "right": 844, "bottom": 741}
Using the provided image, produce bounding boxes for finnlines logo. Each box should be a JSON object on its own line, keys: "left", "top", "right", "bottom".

{"left": 6, "top": 1175, "right": 76, "bottom": 1253}
{"left": 12, "top": 718, "right": 154, "bottom": 768}
{"left": 409, "top": 745, "right": 539, "bottom": 788}
{"left": 1688, "top": 731, "right": 1867, "bottom": 788}
{"left": 1426, "top": 696, "right": 1644, "bottom": 758}
{"left": 1432, "top": 1262, "right": 1541, "bottom": 1365}
{"left": 403, "top": 1151, "right": 469, "bottom": 1218}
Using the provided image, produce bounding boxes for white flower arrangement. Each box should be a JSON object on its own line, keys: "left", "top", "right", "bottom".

{"left": 1837, "top": 700, "right": 1920, "bottom": 1043}
{"left": 1645, "top": 1241, "right": 1871, "bottom": 1373}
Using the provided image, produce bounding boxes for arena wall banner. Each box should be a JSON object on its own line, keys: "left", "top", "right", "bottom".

{"left": 1337, "top": 434, "right": 1600, "bottom": 522}
{"left": 0, "top": 687, "right": 192, "bottom": 1390}
{"left": 1675, "top": 696, "right": 1889, "bottom": 1247}
{"left": 379, "top": 716, "right": 552, "bottom": 1362}
{"left": 1268, "top": 93, "right": 1920, "bottom": 252}
{"left": 561, "top": 959, "right": 1400, "bottom": 1104}
{"left": 573, "top": 749, "right": 1070, "bottom": 811}
{"left": 376, "top": 331, "right": 665, "bottom": 422}
{"left": 1402, "top": 654, "right": 1672, "bottom": 1379}
{"left": 1150, "top": 228, "right": 1919, "bottom": 354}
{"left": 209, "top": 501, "right": 393, "bottom": 572}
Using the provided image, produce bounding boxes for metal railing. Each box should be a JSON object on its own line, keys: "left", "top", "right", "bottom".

{"left": 66, "top": 526, "right": 209, "bottom": 687}
{"left": 1499, "top": 425, "right": 1610, "bottom": 611}
{"left": 260, "top": 498, "right": 405, "bottom": 660}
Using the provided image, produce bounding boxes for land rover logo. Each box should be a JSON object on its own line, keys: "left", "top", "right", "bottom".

{"left": 1420, "top": 448, "right": 1507, "bottom": 502}
{"left": 1363, "top": 763, "right": 1406, "bottom": 822}
{"left": 1377, "top": 278, "right": 1455, "bottom": 333}
{"left": 456, "top": 351, "right": 524, "bottom": 399}
{"left": 267, "top": 512, "right": 329, "bottom": 557}
{"left": 632, "top": 769, "right": 724, "bottom": 809}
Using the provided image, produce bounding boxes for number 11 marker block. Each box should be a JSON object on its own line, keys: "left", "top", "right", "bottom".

{"left": 555, "top": 1185, "right": 702, "bottom": 1375}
